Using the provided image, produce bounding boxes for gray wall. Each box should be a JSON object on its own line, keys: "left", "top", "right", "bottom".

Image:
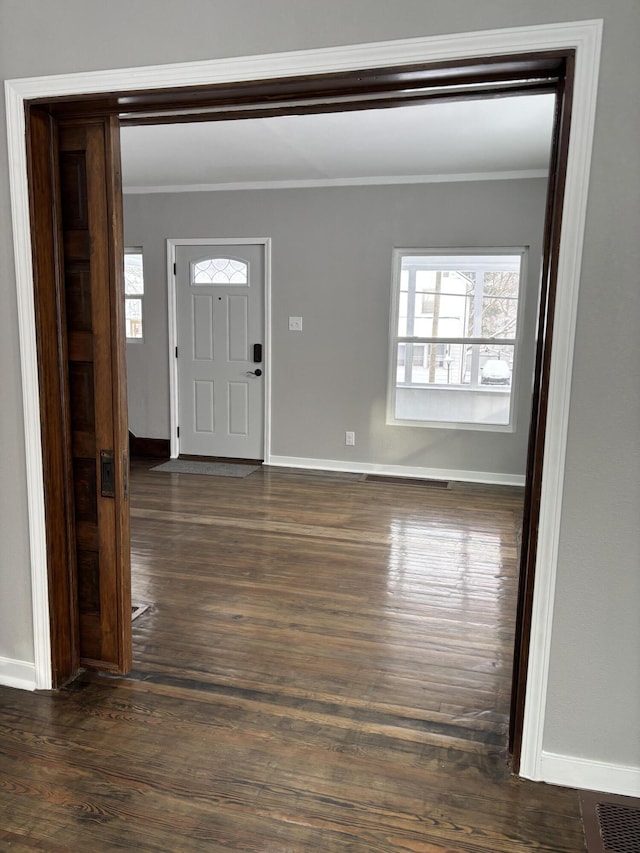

{"left": 0, "top": 151, "right": 34, "bottom": 667}
{"left": 124, "top": 180, "right": 547, "bottom": 477}
{"left": 2, "top": 0, "right": 639, "bottom": 778}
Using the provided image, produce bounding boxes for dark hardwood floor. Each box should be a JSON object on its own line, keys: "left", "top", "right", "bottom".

{"left": 0, "top": 462, "right": 585, "bottom": 851}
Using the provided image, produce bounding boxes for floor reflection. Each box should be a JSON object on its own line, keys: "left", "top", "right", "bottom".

{"left": 130, "top": 465, "right": 524, "bottom": 749}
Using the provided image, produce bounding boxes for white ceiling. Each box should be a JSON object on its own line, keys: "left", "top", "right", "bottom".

{"left": 120, "top": 93, "right": 555, "bottom": 193}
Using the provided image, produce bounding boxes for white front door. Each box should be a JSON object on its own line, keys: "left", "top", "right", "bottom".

{"left": 175, "top": 243, "right": 265, "bottom": 459}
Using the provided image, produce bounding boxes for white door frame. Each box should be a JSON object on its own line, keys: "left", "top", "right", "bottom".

{"left": 167, "top": 237, "right": 272, "bottom": 461}
{"left": 5, "top": 20, "right": 603, "bottom": 784}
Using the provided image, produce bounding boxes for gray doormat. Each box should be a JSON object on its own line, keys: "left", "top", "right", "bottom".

{"left": 152, "top": 460, "right": 260, "bottom": 478}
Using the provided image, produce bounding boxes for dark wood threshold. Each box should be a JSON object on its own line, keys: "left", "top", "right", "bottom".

{"left": 129, "top": 432, "right": 170, "bottom": 459}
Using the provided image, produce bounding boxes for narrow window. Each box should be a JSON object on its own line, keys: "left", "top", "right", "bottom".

{"left": 387, "top": 250, "right": 526, "bottom": 430}
{"left": 124, "top": 248, "right": 144, "bottom": 340}
{"left": 191, "top": 257, "right": 248, "bottom": 286}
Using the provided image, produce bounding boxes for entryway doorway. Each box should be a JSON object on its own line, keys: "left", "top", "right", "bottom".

{"left": 170, "top": 240, "right": 267, "bottom": 460}
{"left": 9, "top": 23, "right": 603, "bottom": 778}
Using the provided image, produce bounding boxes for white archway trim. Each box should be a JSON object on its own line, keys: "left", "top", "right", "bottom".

{"left": 5, "top": 19, "right": 603, "bottom": 777}
{"left": 5, "top": 80, "right": 51, "bottom": 690}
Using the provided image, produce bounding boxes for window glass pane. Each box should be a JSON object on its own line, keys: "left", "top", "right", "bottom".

{"left": 125, "top": 297, "right": 143, "bottom": 339}
{"left": 481, "top": 295, "right": 519, "bottom": 338}
{"left": 417, "top": 293, "right": 473, "bottom": 338}
{"left": 414, "top": 269, "right": 441, "bottom": 291}
{"left": 397, "top": 291, "right": 408, "bottom": 336}
{"left": 391, "top": 252, "right": 522, "bottom": 428}
{"left": 401, "top": 263, "right": 477, "bottom": 339}
{"left": 418, "top": 292, "right": 435, "bottom": 315}
{"left": 394, "top": 344, "right": 514, "bottom": 426}
{"left": 396, "top": 343, "right": 514, "bottom": 387}
{"left": 124, "top": 252, "right": 144, "bottom": 295}
{"left": 483, "top": 269, "right": 520, "bottom": 298}
{"left": 394, "top": 382, "right": 512, "bottom": 426}
{"left": 192, "top": 257, "right": 248, "bottom": 285}
{"left": 479, "top": 345, "right": 514, "bottom": 385}
{"left": 396, "top": 343, "right": 468, "bottom": 387}
{"left": 481, "top": 269, "right": 520, "bottom": 338}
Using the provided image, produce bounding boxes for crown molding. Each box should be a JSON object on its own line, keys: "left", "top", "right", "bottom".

{"left": 122, "top": 170, "right": 549, "bottom": 195}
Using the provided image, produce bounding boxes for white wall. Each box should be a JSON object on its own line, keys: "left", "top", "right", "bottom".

{"left": 2, "top": 0, "right": 639, "bottom": 794}
{"left": 124, "top": 180, "right": 546, "bottom": 480}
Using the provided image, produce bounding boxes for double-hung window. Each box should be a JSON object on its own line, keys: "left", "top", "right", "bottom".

{"left": 124, "top": 248, "right": 144, "bottom": 341}
{"left": 387, "top": 249, "right": 526, "bottom": 430}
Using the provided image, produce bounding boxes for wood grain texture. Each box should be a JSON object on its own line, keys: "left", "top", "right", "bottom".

{"left": 43, "top": 52, "right": 566, "bottom": 126}
{"left": 57, "top": 118, "right": 131, "bottom": 671}
{"left": 26, "top": 107, "right": 79, "bottom": 686}
{"left": 0, "top": 464, "right": 584, "bottom": 851}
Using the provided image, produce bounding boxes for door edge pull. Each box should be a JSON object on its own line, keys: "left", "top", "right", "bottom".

{"left": 100, "top": 450, "right": 115, "bottom": 498}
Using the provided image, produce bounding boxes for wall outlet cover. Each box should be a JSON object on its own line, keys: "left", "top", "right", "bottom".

{"left": 288, "top": 316, "right": 303, "bottom": 331}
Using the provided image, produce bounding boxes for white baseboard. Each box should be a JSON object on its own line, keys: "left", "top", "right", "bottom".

{"left": 267, "top": 455, "right": 525, "bottom": 487}
{"left": 0, "top": 656, "right": 37, "bottom": 691}
{"left": 538, "top": 750, "right": 640, "bottom": 798}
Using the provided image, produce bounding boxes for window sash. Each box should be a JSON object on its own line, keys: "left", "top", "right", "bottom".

{"left": 124, "top": 248, "right": 144, "bottom": 340}
{"left": 388, "top": 248, "right": 525, "bottom": 429}
{"left": 396, "top": 336, "right": 516, "bottom": 346}
{"left": 125, "top": 294, "right": 144, "bottom": 340}
{"left": 395, "top": 340, "right": 515, "bottom": 389}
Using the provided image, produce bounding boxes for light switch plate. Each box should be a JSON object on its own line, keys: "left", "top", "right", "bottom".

{"left": 288, "top": 316, "right": 303, "bottom": 331}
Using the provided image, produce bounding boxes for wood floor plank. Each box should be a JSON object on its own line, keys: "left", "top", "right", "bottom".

{"left": 0, "top": 463, "right": 584, "bottom": 851}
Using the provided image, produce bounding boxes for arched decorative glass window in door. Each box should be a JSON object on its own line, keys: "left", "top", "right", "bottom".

{"left": 191, "top": 257, "right": 249, "bottom": 286}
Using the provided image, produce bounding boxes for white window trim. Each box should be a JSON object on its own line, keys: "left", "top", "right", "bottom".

{"left": 386, "top": 247, "right": 527, "bottom": 432}
{"left": 124, "top": 247, "right": 145, "bottom": 343}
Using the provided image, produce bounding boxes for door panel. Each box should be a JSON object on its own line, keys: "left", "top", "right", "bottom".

{"left": 228, "top": 294, "right": 249, "bottom": 361}
{"left": 193, "top": 295, "right": 214, "bottom": 360}
{"left": 176, "top": 244, "right": 264, "bottom": 459}
{"left": 194, "top": 380, "right": 215, "bottom": 433}
{"left": 58, "top": 118, "right": 131, "bottom": 672}
{"left": 229, "top": 383, "right": 249, "bottom": 435}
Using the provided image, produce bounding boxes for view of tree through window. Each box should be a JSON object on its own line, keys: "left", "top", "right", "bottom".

{"left": 389, "top": 251, "right": 525, "bottom": 429}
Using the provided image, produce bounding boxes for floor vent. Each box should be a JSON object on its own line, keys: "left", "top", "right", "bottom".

{"left": 581, "top": 791, "right": 640, "bottom": 853}
{"left": 363, "top": 474, "right": 450, "bottom": 488}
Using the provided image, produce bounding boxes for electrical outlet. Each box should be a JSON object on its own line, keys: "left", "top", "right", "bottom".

{"left": 288, "top": 316, "right": 303, "bottom": 331}
{"left": 345, "top": 431, "right": 355, "bottom": 446}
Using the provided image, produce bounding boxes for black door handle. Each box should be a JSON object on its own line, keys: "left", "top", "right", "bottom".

{"left": 247, "top": 369, "right": 262, "bottom": 377}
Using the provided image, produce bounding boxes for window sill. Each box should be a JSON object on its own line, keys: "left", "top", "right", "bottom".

{"left": 396, "top": 382, "right": 511, "bottom": 393}
{"left": 386, "top": 416, "right": 515, "bottom": 433}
